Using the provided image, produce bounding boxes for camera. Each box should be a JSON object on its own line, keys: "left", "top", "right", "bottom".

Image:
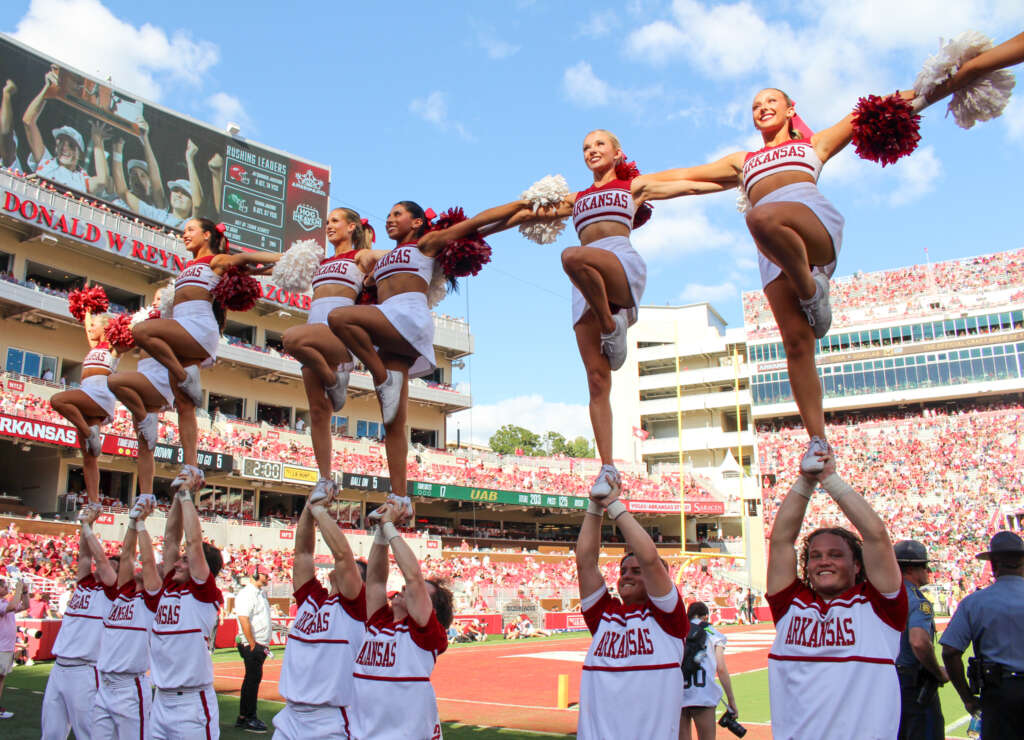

{"left": 718, "top": 710, "right": 747, "bottom": 737}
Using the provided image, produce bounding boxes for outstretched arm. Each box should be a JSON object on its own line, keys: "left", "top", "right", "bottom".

{"left": 111, "top": 139, "right": 141, "bottom": 210}
{"left": 812, "top": 90, "right": 916, "bottom": 163}
{"left": 79, "top": 507, "right": 117, "bottom": 587}
{"left": 418, "top": 199, "right": 533, "bottom": 256}
{"left": 116, "top": 516, "right": 138, "bottom": 588}
{"left": 632, "top": 153, "right": 745, "bottom": 192}
{"left": 293, "top": 503, "right": 315, "bottom": 588}
{"left": 380, "top": 502, "right": 433, "bottom": 626}
{"left": 133, "top": 500, "right": 162, "bottom": 592}
{"left": 925, "top": 32, "right": 1024, "bottom": 104}
{"left": 766, "top": 474, "right": 815, "bottom": 595}
{"left": 600, "top": 489, "right": 674, "bottom": 598}
{"left": 574, "top": 506, "right": 605, "bottom": 600}
{"left": 87, "top": 122, "right": 110, "bottom": 195}
{"left": 185, "top": 139, "right": 203, "bottom": 217}
{"left": 207, "top": 154, "right": 223, "bottom": 215}
{"left": 815, "top": 456, "right": 901, "bottom": 594}
{"left": 310, "top": 503, "right": 363, "bottom": 600}
{"left": 365, "top": 524, "right": 388, "bottom": 618}
{"left": 23, "top": 66, "right": 58, "bottom": 165}
{"left": 160, "top": 495, "right": 183, "bottom": 578}
{"left": 139, "top": 119, "right": 167, "bottom": 210}
{"left": 211, "top": 251, "right": 282, "bottom": 273}
{"left": 179, "top": 493, "right": 210, "bottom": 582}
{"left": 632, "top": 175, "right": 731, "bottom": 204}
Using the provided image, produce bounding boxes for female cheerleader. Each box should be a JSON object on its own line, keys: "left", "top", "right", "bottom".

{"left": 49, "top": 312, "right": 122, "bottom": 506}
{"left": 350, "top": 500, "right": 452, "bottom": 740}
{"left": 282, "top": 208, "right": 374, "bottom": 502}
{"left": 535, "top": 130, "right": 719, "bottom": 498}
{"left": 132, "top": 218, "right": 280, "bottom": 491}
{"left": 575, "top": 483, "right": 687, "bottom": 739}
{"left": 326, "top": 199, "right": 537, "bottom": 510}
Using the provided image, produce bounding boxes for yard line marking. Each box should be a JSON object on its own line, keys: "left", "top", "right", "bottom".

{"left": 945, "top": 714, "right": 970, "bottom": 732}
{"left": 438, "top": 697, "right": 577, "bottom": 712}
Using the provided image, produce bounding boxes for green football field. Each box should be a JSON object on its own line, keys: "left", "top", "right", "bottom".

{"left": 1, "top": 635, "right": 976, "bottom": 738}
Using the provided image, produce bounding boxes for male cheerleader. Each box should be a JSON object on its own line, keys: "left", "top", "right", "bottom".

{"left": 41, "top": 506, "right": 118, "bottom": 739}
{"left": 272, "top": 495, "right": 366, "bottom": 738}
{"left": 148, "top": 469, "right": 224, "bottom": 738}
{"left": 85, "top": 498, "right": 161, "bottom": 738}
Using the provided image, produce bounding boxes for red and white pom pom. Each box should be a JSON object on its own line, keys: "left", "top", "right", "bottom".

{"left": 914, "top": 30, "right": 1016, "bottom": 129}
{"left": 103, "top": 313, "right": 135, "bottom": 350}
{"left": 129, "top": 305, "right": 159, "bottom": 326}
{"left": 427, "top": 268, "right": 448, "bottom": 309}
{"left": 68, "top": 284, "right": 109, "bottom": 323}
{"left": 429, "top": 207, "right": 493, "bottom": 280}
{"left": 851, "top": 93, "right": 921, "bottom": 166}
{"left": 212, "top": 267, "right": 262, "bottom": 312}
{"left": 615, "top": 159, "right": 641, "bottom": 181}
{"left": 272, "top": 238, "right": 324, "bottom": 293}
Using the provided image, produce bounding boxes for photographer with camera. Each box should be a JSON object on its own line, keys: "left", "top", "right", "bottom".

{"left": 894, "top": 540, "right": 947, "bottom": 740}
{"left": 681, "top": 601, "right": 740, "bottom": 739}
{"left": 0, "top": 578, "right": 29, "bottom": 720}
{"left": 941, "top": 531, "right": 1024, "bottom": 740}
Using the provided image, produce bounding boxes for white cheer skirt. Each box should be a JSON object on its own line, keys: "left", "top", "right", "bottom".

{"left": 171, "top": 300, "right": 219, "bottom": 366}
{"left": 571, "top": 235, "right": 647, "bottom": 327}
{"left": 137, "top": 357, "right": 174, "bottom": 410}
{"left": 308, "top": 295, "right": 354, "bottom": 326}
{"left": 377, "top": 291, "right": 436, "bottom": 379}
{"left": 80, "top": 374, "right": 116, "bottom": 425}
{"left": 753, "top": 182, "right": 844, "bottom": 288}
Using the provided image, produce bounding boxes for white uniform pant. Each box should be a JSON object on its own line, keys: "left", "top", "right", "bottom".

{"left": 93, "top": 672, "right": 153, "bottom": 740}
{"left": 150, "top": 685, "right": 219, "bottom": 740}
{"left": 272, "top": 702, "right": 353, "bottom": 739}
{"left": 41, "top": 661, "right": 98, "bottom": 740}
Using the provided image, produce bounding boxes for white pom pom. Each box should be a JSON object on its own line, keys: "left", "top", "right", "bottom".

{"left": 736, "top": 190, "right": 751, "bottom": 214}
{"left": 913, "top": 30, "right": 1016, "bottom": 128}
{"left": 272, "top": 239, "right": 325, "bottom": 293}
{"left": 949, "top": 68, "right": 1015, "bottom": 129}
{"left": 129, "top": 306, "right": 151, "bottom": 327}
{"left": 518, "top": 220, "right": 566, "bottom": 245}
{"left": 521, "top": 174, "right": 570, "bottom": 208}
{"left": 158, "top": 286, "right": 175, "bottom": 318}
{"left": 426, "top": 266, "right": 448, "bottom": 309}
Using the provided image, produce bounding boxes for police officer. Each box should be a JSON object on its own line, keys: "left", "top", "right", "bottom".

{"left": 941, "top": 531, "right": 1024, "bottom": 740}
{"left": 894, "top": 540, "right": 947, "bottom": 739}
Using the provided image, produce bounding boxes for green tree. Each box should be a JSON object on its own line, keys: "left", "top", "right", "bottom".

{"left": 563, "top": 436, "right": 595, "bottom": 458}
{"left": 543, "top": 431, "right": 568, "bottom": 456}
{"left": 489, "top": 424, "right": 542, "bottom": 456}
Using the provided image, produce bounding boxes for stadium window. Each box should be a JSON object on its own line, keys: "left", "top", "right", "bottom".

{"left": 0, "top": 249, "right": 11, "bottom": 273}
{"left": 411, "top": 428, "right": 438, "bottom": 448}
{"left": 5, "top": 346, "right": 58, "bottom": 379}
{"left": 1013, "top": 311, "right": 1023, "bottom": 328}
{"left": 356, "top": 420, "right": 382, "bottom": 440}
{"left": 331, "top": 415, "right": 349, "bottom": 436}
{"left": 223, "top": 320, "right": 255, "bottom": 345}
{"left": 24, "top": 260, "right": 85, "bottom": 295}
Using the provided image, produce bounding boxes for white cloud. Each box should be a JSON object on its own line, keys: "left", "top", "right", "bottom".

{"left": 563, "top": 62, "right": 612, "bottom": 107}
{"left": 631, "top": 194, "right": 743, "bottom": 260}
{"left": 886, "top": 145, "right": 942, "bottom": 206}
{"left": 207, "top": 92, "right": 251, "bottom": 133}
{"left": 11, "top": 0, "right": 218, "bottom": 101}
{"left": 678, "top": 281, "right": 737, "bottom": 304}
{"left": 624, "top": 19, "right": 690, "bottom": 65}
{"left": 447, "top": 395, "right": 592, "bottom": 446}
{"left": 409, "top": 91, "right": 472, "bottom": 140}
{"left": 1004, "top": 95, "right": 1024, "bottom": 142}
{"left": 562, "top": 61, "right": 662, "bottom": 111}
{"left": 579, "top": 10, "right": 619, "bottom": 39}
{"left": 477, "top": 31, "right": 520, "bottom": 60}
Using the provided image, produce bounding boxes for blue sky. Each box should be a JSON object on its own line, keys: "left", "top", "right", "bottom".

{"left": 6, "top": 0, "right": 1023, "bottom": 445}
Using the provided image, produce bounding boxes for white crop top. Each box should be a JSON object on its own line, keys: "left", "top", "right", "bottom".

{"left": 82, "top": 342, "right": 117, "bottom": 372}
{"left": 373, "top": 243, "right": 435, "bottom": 284}
{"left": 175, "top": 255, "right": 221, "bottom": 292}
{"left": 572, "top": 179, "right": 635, "bottom": 235}
{"left": 311, "top": 250, "right": 364, "bottom": 293}
{"left": 742, "top": 140, "right": 823, "bottom": 193}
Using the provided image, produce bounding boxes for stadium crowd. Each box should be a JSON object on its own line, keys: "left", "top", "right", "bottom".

{"left": 757, "top": 401, "right": 1024, "bottom": 603}
{"left": 743, "top": 247, "right": 1024, "bottom": 336}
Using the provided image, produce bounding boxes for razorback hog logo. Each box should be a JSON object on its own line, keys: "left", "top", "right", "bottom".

{"left": 293, "top": 609, "right": 331, "bottom": 635}
{"left": 155, "top": 603, "right": 181, "bottom": 626}
{"left": 355, "top": 639, "right": 396, "bottom": 668}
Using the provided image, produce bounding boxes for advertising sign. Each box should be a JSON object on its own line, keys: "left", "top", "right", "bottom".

{"left": 407, "top": 481, "right": 590, "bottom": 512}
{"left": 341, "top": 472, "right": 392, "bottom": 493}
{"left": 0, "top": 412, "right": 77, "bottom": 446}
{"left": 0, "top": 34, "right": 328, "bottom": 253}
{"left": 281, "top": 463, "right": 318, "bottom": 486}
{"left": 626, "top": 499, "right": 725, "bottom": 515}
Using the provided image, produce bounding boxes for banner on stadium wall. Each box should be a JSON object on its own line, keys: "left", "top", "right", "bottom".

{"left": 98, "top": 432, "right": 233, "bottom": 472}
{"left": 96, "top": 513, "right": 115, "bottom": 525}
{"left": 407, "top": 481, "right": 590, "bottom": 512}
{"left": 626, "top": 499, "right": 725, "bottom": 515}
{"left": 6, "top": 380, "right": 25, "bottom": 392}
{"left": 0, "top": 34, "right": 329, "bottom": 253}
{"left": 279, "top": 530, "right": 294, "bottom": 540}
{"left": 0, "top": 412, "right": 77, "bottom": 446}
{"left": 341, "top": 472, "right": 392, "bottom": 492}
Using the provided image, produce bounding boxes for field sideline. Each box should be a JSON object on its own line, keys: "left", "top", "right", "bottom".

{"left": 2, "top": 625, "right": 975, "bottom": 738}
